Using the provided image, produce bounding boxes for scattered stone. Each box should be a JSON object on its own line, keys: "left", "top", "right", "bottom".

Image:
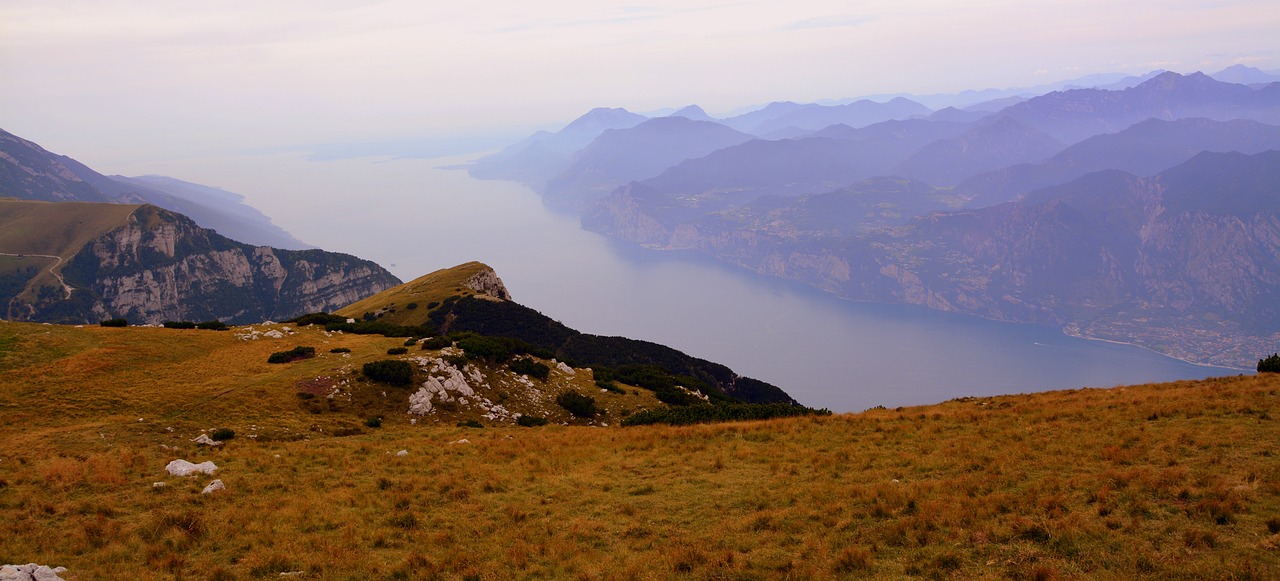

{"left": 0, "top": 564, "right": 67, "bottom": 581}
{"left": 450, "top": 439, "right": 471, "bottom": 445}
{"left": 345, "top": 318, "right": 356, "bottom": 324}
{"left": 263, "top": 330, "right": 285, "bottom": 339}
{"left": 201, "top": 479, "right": 225, "bottom": 494}
{"left": 555, "top": 361, "right": 574, "bottom": 375}
{"left": 192, "top": 434, "right": 222, "bottom": 446}
{"left": 152, "top": 482, "right": 167, "bottom": 489}
{"left": 165, "top": 459, "right": 218, "bottom": 477}
{"left": 395, "top": 450, "right": 408, "bottom": 457}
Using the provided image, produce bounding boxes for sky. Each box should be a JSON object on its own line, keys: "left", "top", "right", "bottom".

{"left": 2, "top": 0, "right": 1279, "bottom": 173}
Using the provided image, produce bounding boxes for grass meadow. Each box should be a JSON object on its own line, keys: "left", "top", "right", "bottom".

{"left": 1, "top": 321, "right": 1278, "bottom": 579}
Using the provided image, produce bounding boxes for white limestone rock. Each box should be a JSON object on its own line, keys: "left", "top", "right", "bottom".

{"left": 201, "top": 479, "right": 225, "bottom": 494}
{"left": 165, "top": 459, "right": 218, "bottom": 476}
{"left": 0, "top": 564, "right": 67, "bottom": 581}
{"left": 555, "top": 361, "right": 575, "bottom": 375}
{"left": 192, "top": 434, "right": 222, "bottom": 446}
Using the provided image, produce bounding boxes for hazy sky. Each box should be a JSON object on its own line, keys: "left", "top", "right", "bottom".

{"left": 2, "top": 0, "right": 1278, "bottom": 171}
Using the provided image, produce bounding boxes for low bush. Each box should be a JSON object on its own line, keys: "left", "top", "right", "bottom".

{"left": 288, "top": 312, "right": 349, "bottom": 327}
{"left": 365, "top": 417, "right": 382, "bottom": 428}
{"left": 406, "top": 302, "right": 418, "bottom": 310}
{"left": 516, "top": 415, "right": 548, "bottom": 427}
{"left": 387, "top": 347, "right": 409, "bottom": 355}
{"left": 622, "top": 403, "right": 831, "bottom": 427}
{"left": 403, "top": 338, "right": 418, "bottom": 347}
{"left": 99, "top": 318, "right": 127, "bottom": 327}
{"left": 421, "top": 336, "right": 451, "bottom": 350}
{"left": 324, "top": 320, "right": 434, "bottom": 338}
{"left": 330, "top": 347, "right": 351, "bottom": 353}
{"left": 363, "top": 360, "right": 413, "bottom": 386}
{"left": 556, "top": 391, "right": 598, "bottom": 418}
{"left": 162, "top": 321, "right": 196, "bottom": 329}
{"left": 210, "top": 428, "right": 235, "bottom": 441}
{"left": 1258, "top": 353, "right": 1280, "bottom": 373}
{"left": 268, "top": 346, "right": 316, "bottom": 364}
{"left": 196, "top": 320, "right": 229, "bottom": 331}
{"left": 457, "top": 420, "right": 484, "bottom": 428}
{"left": 509, "top": 357, "right": 551, "bottom": 381}
{"left": 596, "top": 379, "right": 625, "bottom": 394}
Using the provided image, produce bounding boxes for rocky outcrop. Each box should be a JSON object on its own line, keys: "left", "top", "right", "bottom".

{"left": 11, "top": 205, "right": 400, "bottom": 325}
{"left": 0, "top": 563, "right": 67, "bottom": 581}
{"left": 463, "top": 268, "right": 511, "bottom": 300}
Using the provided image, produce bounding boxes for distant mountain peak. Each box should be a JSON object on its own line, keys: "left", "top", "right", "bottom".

{"left": 669, "top": 105, "right": 714, "bottom": 122}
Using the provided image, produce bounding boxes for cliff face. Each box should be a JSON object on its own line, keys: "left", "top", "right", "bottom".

{"left": 17, "top": 205, "right": 400, "bottom": 324}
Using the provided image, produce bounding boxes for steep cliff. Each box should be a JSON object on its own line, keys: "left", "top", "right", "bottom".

{"left": 3, "top": 202, "right": 400, "bottom": 324}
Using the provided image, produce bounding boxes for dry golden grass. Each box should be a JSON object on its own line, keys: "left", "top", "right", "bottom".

{"left": 1, "top": 320, "right": 1278, "bottom": 579}
{"left": 335, "top": 261, "right": 496, "bottom": 327}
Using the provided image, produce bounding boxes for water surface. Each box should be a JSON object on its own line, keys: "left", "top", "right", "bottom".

{"left": 145, "top": 153, "right": 1229, "bottom": 411}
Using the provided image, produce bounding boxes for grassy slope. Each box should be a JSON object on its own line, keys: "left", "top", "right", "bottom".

{"left": 0, "top": 321, "right": 1278, "bottom": 579}
{"left": 0, "top": 199, "right": 142, "bottom": 301}
{"left": 335, "top": 261, "right": 497, "bottom": 327}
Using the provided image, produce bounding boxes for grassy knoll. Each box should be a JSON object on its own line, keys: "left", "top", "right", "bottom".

{"left": 336, "top": 261, "right": 497, "bottom": 327}
{"left": 0, "top": 321, "right": 1277, "bottom": 578}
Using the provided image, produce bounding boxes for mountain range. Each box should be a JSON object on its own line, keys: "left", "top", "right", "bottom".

{"left": 471, "top": 70, "right": 1280, "bottom": 368}
{"left": 1, "top": 129, "right": 308, "bottom": 249}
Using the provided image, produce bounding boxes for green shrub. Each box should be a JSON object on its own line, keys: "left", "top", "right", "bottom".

{"left": 456, "top": 335, "right": 512, "bottom": 362}
{"left": 427, "top": 301, "right": 440, "bottom": 309}
{"left": 596, "top": 379, "right": 625, "bottom": 394}
{"left": 387, "top": 347, "right": 409, "bottom": 355}
{"left": 421, "top": 336, "right": 451, "bottom": 350}
{"left": 365, "top": 417, "right": 383, "bottom": 428}
{"left": 406, "top": 302, "right": 418, "bottom": 310}
{"left": 509, "top": 357, "right": 551, "bottom": 381}
{"left": 516, "top": 415, "right": 548, "bottom": 427}
{"left": 162, "top": 321, "right": 197, "bottom": 329}
{"left": 1258, "top": 353, "right": 1280, "bottom": 373}
{"left": 196, "top": 320, "right": 229, "bottom": 331}
{"left": 210, "top": 428, "right": 235, "bottom": 441}
{"left": 289, "top": 312, "right": 349, "bottom": 327}
{"left": 443, "top": 354, "right": 470, "bottom": 368}
{"left": 99, "top": 318, "right": 127, "bottom": 327}
{"left": 457, "top": 420, "right": 484, "bottom": 428}
{"left": 268, "top": 346, "right": 316, "bottom": 364}
{"left": 403, "top": 338, "right": 419, "bottom": 347}
{"left": 363, "top": 360, "right": 413, "bottom": 386}
{"left": 330, "top": 347, "right": 351, "bottom": 353}
{"left": 556, "top": 391, "right": 598, "bottom": 418}
{"left": 622, "top": 403, "right": 831, "bottom": 427}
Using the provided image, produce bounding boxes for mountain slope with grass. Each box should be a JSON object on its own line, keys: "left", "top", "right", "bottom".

{"left": 335, "top": 262, "right": 797, "bottom": 405}
{"left": 0, "top": 317, "right": 1276, "bottom": 578}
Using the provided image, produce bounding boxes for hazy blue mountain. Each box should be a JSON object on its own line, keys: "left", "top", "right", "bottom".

{"left": 959, "top": 117, "right": 1280, "bottom": 206}
{"left": 635, "top": 118, "right": 971, "bottom": 206}
{"left": 889, "top": 116, "right": 1065, "bottom": 186}
{"left": 718, "top": 101, "right": 807, "bottom": 133}
{"left": 111, "top": 175, "right": 312, "bottom": 249}
{"left": 668, "top": 105, "right": 716, "bottom": 122}
{"left": 541, "top": 117, "right": 754, "bottom": 210}
{"left": 747, "top": 97, "right": 932, "bottom": 134}
{"left": 1210, "top": 65, "right": 1280, "bottom": 86}
{"left": 0, "top": 128, "right": 309, "bottom": 249}
{"left": 467, "top": 107, "right": 648, "bottom": 188}
{"left": 998, "top": 72, "right": 1280, "bottom": 144}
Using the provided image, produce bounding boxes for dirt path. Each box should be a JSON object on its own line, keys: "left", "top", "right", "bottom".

{"left": 1, "top": 252, "right": 73, "bottom": 319}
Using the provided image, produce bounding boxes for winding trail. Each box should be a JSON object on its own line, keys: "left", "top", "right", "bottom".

{"left": 1, "top": 252, "right": 73, "bottom": 320}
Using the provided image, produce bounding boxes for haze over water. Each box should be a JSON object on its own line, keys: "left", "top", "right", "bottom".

{"left": 153, "top": 152, "right": 1227, "bottom": 412}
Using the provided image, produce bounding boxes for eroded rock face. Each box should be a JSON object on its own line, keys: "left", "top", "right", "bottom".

{"left": 463, "top": 268, "right": 511, "bottom": 300}
{"left": 15, "top": 205, "right": 401, "bottom": 324}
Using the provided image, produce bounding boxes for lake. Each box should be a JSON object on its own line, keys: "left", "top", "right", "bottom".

{"left": 145, "top": 152, "right": 1230, "bottom": 412}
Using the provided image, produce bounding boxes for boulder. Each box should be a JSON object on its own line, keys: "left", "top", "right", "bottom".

{"left": 192, "top": 434, "right": 222, "bottom": 446}
{"left": 0, "top": 564, "right": 67, "bottom": 581}
{"left": 201, "top": 479, "right": 225, "bottom": 494}
{"left": 165, "top": 459, "right": 218, "bottom": 476}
